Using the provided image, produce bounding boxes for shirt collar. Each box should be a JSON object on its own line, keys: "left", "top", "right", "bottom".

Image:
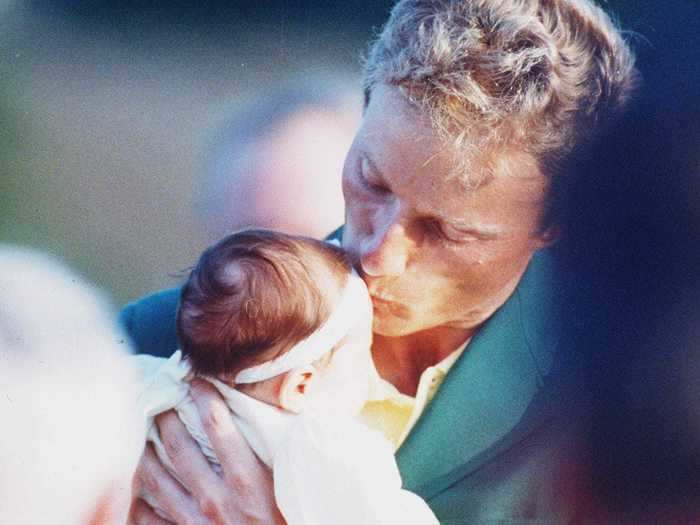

{"left": 366, "top": 341, "right": 470, "bottom": 403}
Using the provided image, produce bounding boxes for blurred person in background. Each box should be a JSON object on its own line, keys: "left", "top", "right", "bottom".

{"left": 197, "top": 73, "right": 362, "bottom": 241}
{"left": 0, "top": 247, "right": 143, "bottom": 525}
{"left": 122, "top": 74, "right": 361, "bottom": 358}
{"left": 122, "top": 0, "right": 646, "bottom": 523}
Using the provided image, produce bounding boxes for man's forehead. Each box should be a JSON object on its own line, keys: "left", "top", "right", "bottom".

{"left": 358, "top": 83, "right": 547, "bottom": 210}
{"left": 361, "top": 135, "right": 539, "bottom": 194}
{"left": 364, "top": 149, "right": 546, "bottom": 230}
{"left": 361, "top": 116, "right": 536, "bottom": 190}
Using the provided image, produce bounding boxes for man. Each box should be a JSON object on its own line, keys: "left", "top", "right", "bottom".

{"left": 0, "top": 247, "right": 143, "bottom": 525}
{"left": 123, "top": 1, "right": 637, "bottom": 522}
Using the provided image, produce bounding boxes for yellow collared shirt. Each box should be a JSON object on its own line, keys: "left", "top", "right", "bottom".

{"left": 359, "top": 346, "right": 467, "bottom": 450}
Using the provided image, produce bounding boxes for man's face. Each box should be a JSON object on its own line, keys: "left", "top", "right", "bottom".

{"left": 342, "top": 84, "right": 553, "bottom": 337}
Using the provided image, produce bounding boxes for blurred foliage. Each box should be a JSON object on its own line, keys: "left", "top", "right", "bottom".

{"left": 0, "top": 37, "right": 33, "bottom": 244}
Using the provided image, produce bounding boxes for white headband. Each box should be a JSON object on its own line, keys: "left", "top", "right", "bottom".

{"left": 234, "top": 270, "right": 369, "bottom": 384}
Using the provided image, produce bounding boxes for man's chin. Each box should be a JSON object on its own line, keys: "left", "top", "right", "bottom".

{"left": 371, "top": 314, "right": 422, "bottom": 338}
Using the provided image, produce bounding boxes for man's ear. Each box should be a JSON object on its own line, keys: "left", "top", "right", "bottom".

{"left": 278, "top": 365, "right": 318, "bottom": 413}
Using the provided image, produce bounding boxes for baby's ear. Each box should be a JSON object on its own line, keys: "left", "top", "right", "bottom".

{"left": 278, "top": 365, "right": 318, "bottom": 413}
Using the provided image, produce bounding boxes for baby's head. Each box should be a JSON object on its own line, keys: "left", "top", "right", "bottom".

{"left": 177, "top": 229, "right": 373, "bottom": 415}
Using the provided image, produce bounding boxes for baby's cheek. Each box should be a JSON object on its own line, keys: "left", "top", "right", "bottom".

{"left": 340, "top": 353, "right": 372, "bottom": 415}
{"left": 326, "top": 360, "right": 368, "bottom": 415}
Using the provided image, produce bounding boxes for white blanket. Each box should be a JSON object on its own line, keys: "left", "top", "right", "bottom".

{"left": 134, "top": 351, "right": 438, "bottom": 525}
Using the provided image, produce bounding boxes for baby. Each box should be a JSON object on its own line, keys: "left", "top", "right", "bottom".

{"left": 134, "top": 229, "right": 437, "bottom": 525}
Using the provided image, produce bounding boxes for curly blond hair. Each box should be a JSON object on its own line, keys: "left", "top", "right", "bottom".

{"left": 364, "top": 0, "right": 638, "bottom": 193}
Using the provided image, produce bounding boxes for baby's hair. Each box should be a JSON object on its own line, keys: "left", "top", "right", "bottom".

{"left": 177, "top": 229, "right": 352, "bottom": 378}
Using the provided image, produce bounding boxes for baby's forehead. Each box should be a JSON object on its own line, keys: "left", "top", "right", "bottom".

{"left": 305, "top": 257, "right": 351, "bottom": 297}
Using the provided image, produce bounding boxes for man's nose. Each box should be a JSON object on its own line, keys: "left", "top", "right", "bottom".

{"left": 360, "top": 220, "right": 409, "bottom": 277}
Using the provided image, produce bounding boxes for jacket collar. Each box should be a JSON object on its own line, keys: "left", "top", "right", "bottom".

{"left": 395, "top": 249, "right": 563, "bottom": 498}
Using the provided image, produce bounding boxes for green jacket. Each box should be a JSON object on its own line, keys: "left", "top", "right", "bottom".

{"left": 119, "top": 245, "right": 586, "bottom": 523}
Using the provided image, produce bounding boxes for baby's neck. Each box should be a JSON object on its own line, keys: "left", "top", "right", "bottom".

{"left": 234, "top": 375, "right": 287, "bottom": 411}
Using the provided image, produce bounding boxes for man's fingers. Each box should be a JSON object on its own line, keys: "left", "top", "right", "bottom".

{"left": 155, "top": 410, "right": 227, "bottom": 506}
{"left": 133, "top": 442, "right": 206, "bottom": 525}
{"left": 190, "top": 379, "right": 284, "bottom": 523}
{"left": 157, "top": 405, "right": 245, "bottom": 524}
{"left": 190, "top": 380, "right": 266, "bottom": 483}
{"left": 128, "top": 497, "right": 174, "bottom": 525}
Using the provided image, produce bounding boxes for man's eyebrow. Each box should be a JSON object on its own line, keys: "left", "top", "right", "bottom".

{"left": 360, "top": 147, "right": 506, "bottom": 240}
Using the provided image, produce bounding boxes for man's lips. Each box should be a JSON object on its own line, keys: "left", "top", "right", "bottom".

{"left": 365, "top": 278, "right": 401, "bottom": 303}
{"left": 359, "top": 271, "right": 409, "bottom": 307}
{"left": 367, "top": 286, "right": 397, "bottom": 303}
{"left": 369, "top": 292, "right": 406, "bottom": 309}
{"left": 369, "top": 294, "right": 412, "bottom": 319}
{"left": 370, "top": 293, "right": 395, "bottom": 304}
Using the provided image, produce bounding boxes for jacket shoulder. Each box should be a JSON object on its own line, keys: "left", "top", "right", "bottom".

{"left": 119, "top": 287, "right": 181, "bottom": 357}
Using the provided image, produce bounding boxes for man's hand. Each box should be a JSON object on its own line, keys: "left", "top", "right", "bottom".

{"left": 129, "top": 379, "right": 285, "bottom": 525}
